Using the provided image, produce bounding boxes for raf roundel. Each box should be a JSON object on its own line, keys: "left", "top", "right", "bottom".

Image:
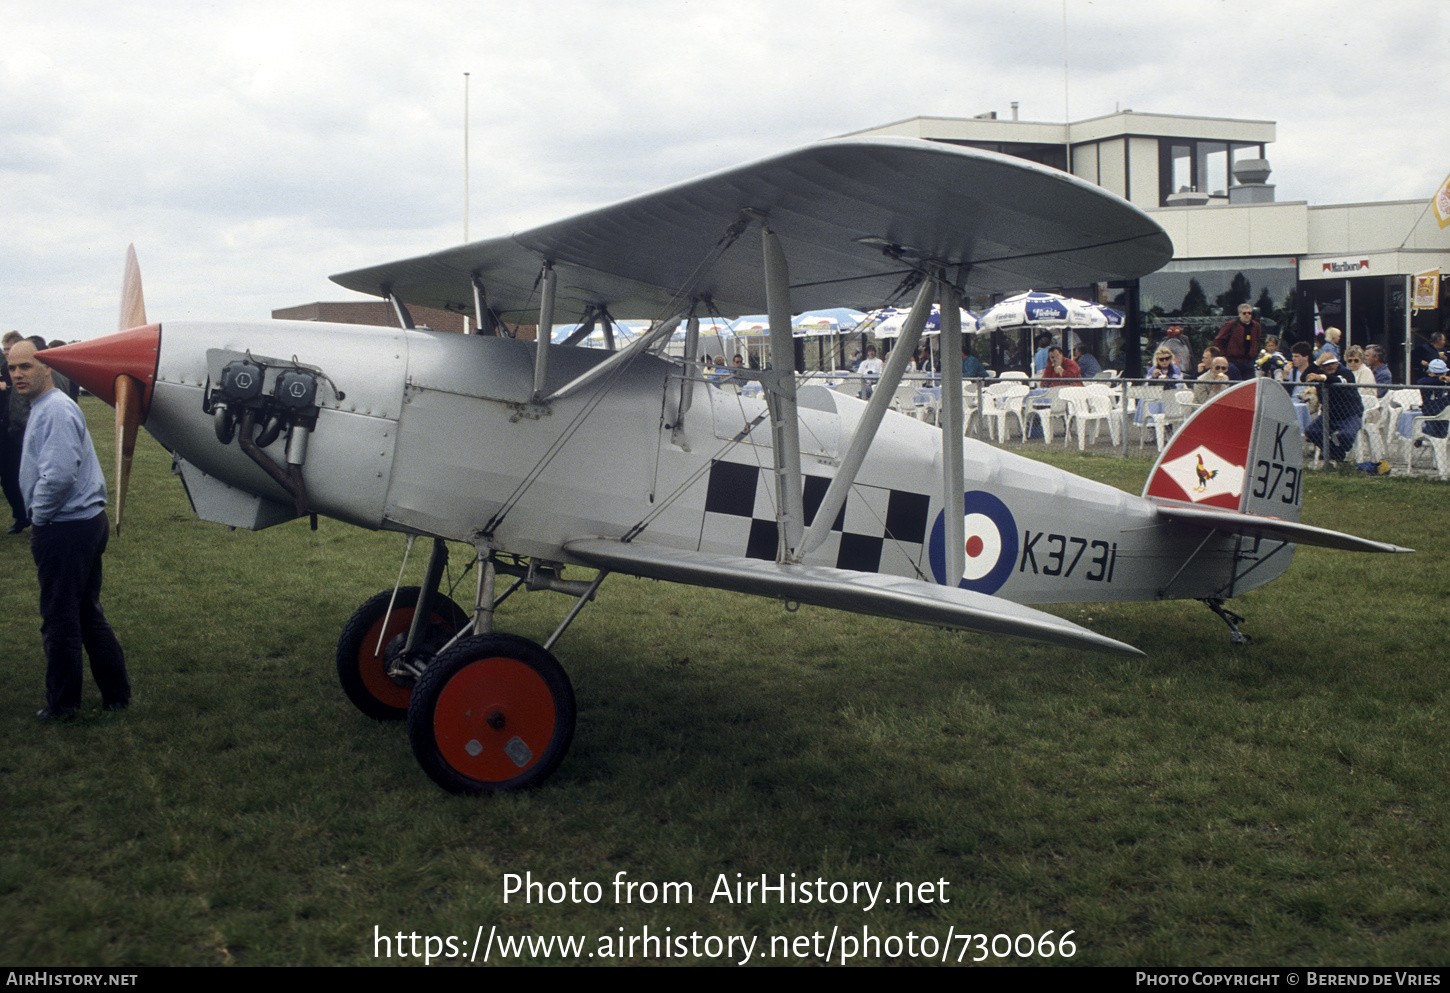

{"left": 928, "top": 491, "right": 1019, "bottom": 594}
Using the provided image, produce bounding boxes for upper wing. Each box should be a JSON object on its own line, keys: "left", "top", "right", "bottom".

{"left": 564, "top": 538, "right": 1144, "bottom": 658}
{"left": 331, "top": 136, "right": 1172, "bottom": 321}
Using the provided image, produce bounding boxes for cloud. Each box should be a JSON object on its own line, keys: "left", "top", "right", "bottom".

{"left": 2, "top": 0, "right": 1447, "bottom": 338}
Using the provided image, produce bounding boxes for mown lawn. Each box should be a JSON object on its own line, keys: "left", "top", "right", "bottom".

{"left": 0, "top": 402, "right": 1444, "bottom": 966}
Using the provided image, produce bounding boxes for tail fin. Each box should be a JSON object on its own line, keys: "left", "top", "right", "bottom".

{"left": 1144, "top": 379, "right": 1410, "bottom": 555}
{"left": 1144, "top": 379, "right": 1304, "bottom": 522}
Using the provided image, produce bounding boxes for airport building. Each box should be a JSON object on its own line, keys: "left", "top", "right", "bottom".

{"left": 847, "top": 111, "right": 1450, "bottom": 379}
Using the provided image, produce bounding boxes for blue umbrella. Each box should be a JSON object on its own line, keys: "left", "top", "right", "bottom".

{"left": 978, "top": 291, "right": 1112, "bottom": 332}
{"left": 865, "top": 304, "right": 978, "bottom": 338}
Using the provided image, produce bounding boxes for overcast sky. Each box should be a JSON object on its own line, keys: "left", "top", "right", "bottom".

{"left": 4, "top": 0, "right": 1445, "bottom": 340}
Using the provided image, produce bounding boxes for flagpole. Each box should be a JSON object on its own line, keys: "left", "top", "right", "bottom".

{"left": 463, "top": 71, "right": 470, "bottom": 245}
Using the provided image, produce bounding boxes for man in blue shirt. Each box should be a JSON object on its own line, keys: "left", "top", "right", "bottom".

{"left": 960, "top": 346, "right": 986, "bottom": 379}
{"left": 7, "top": 340, "right": 130, "bottom": 721}
{"left": 1031, "top": 333, "right": 1053, "bottom": 376}
{"left": 1073, "top": 345, "right": 1103, "bottom": 379}
{"left": 1364, "top": 345, "right": 1393, "bottom": 398}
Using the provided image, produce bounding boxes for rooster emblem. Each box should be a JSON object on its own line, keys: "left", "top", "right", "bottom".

{"left": 1194, "top": 453, "right": 1219, "bottom": 492}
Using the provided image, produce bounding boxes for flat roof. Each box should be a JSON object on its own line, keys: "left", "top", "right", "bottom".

{"left": 840, "top": 111, "right": 1275, "bottom": 146}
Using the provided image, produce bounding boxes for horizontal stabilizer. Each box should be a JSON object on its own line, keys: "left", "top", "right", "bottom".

{"left": 1152, "top": 502, "right": 1411, "bottom": 554}
{"left": 565, "top": 539, "right": 1143, "bottom": 657}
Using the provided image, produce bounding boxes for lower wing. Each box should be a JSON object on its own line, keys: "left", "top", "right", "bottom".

{"left": 564, "top": 538, "right": 1144, "bottom": 657}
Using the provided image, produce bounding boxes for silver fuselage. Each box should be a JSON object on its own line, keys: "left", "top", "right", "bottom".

{"left": 146, "top": 321, "right": 1288, "bottom": 605}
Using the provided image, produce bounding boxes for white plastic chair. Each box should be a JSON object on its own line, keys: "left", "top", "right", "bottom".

{"left": 1383, "top": 389, "right": 1421, "bottom": 464}
{"left": 982, "top": 382, "right": 1030, "bottom": 442}
{"left": 910, "top": 388, "right": 940, "bottom": 424}
{"left": 1139, "top": 389, "right": 1185, "bottom": 451}
{"left": 889, "top": 382, "right": 923, "bottom": 418}
{"left": 1354, "top": 396, "right": 1388, "bottom": 463}
{"left": 1025, "top": 386, "right": 1068, "bottom": 443}
{"left": 1062, "top": 385, "right": 1123, "bottom": 450}
{"left": 1407, "top": 407, "right": 1450, "bottom": 478}
{"left": 960, "top": 383, "right": 985, "bottom": 436}
{"left": 1126, "top": 383, "right": 1159, "bottom": 421}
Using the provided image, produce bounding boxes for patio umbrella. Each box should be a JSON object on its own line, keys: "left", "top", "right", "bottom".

{"left": 979, "top": 291, "right": 1119, "bottom": 370}
{"left": 866, "top": 304, "right": 978, "bottom": 338}
{"left": 729, "top": 315, "right": 770, "bottom": 333}
{"left": 801, "top": 307, "right": 869, "bottom": 330}
{"left": 551, "top": 321, "right": 646, "bottom": 348}
{"left": 978, "top": 291, "right": 1111, "bottom": 333}
{"left": 792, "top": 314, "right": 842, "bottom": 336}
{"left": 857, "top": 306, "right": 909, "bottom": 336}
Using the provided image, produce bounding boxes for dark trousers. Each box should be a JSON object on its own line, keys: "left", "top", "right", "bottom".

{"left": 31, "top": 511, "right": 129, "bottom": 712}
{"left": 1, "top": 430, "right": 26, "bottom": 525}
{"left": 1306, "top": 415, "right": 1361, "bottom": 463}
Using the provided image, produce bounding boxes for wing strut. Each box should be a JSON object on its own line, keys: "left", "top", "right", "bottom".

{"left": 531, "top": 263, "right": 557, "bottom": 401}
{"left": 800, "top": 277, "right": 935, "bottom": 558}
{"left": 672, "top": 310, "right": 702, "bottom": 448}
{"left": 470, "top": 274, "right": 498, "bottom": 335}
{"left": 762, "top": 225, "right": 805, "bottom": 561}
{"left": 937, "top": 277, "right": 966, "bottom": 586}
{"left": 559, "top": 307, "right": 600, "bottom": 347}
{"left": 385, "top": 288, "right": 415, "bottom": 330}
{"left": 544, "top": 313, "right": 684, "bottom": 404}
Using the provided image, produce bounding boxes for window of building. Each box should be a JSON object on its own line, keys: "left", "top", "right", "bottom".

{"left": 1167, "top": 144, "right": 1192, "bottom": 196}
{"left": 1158, "top": 139, "right": 1265, "bottom": 205}
{"left": 1197, "top": 142, "right": 1228, "bottom": 197}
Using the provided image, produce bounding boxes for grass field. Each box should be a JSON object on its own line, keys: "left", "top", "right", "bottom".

{"left": 1, "top": 399, "right": 1446, "bottom": 966}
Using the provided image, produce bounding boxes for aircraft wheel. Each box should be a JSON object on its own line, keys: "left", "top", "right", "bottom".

{"left": 407, "top": 634, "right": 575, "bottom": 794}
{"left": 336, "top": 587, "right": 469, "bottom": 720}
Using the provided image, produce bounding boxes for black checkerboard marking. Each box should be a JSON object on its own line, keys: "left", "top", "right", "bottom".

{"left": 701, "top": 460, "right": 930, "bottom": 574}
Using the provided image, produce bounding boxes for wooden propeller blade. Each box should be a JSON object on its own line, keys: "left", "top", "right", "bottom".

{"left": 113, "top": 374, "right": 142, "bottom": 535}
{"left": 120, "top": 244, "right": 146, "bottom": 331}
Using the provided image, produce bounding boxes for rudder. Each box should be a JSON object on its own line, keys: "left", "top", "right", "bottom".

{"left": 1143, "top": 379, "right": 1303, "bottom": 523}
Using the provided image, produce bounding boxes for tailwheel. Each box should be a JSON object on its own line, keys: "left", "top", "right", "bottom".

{"left": 407, "top": 634, "right": 576, "bottom": 794}
{"left": 336, "top": 588, "right": 469, "bottom": 720}
{"left": 1201, "top": 597, "right": 1252, "bottom": 646}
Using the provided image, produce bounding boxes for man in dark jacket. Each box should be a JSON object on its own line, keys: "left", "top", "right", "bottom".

{"left": 1412, "top": 332, "right": 1445, "bottom": 378}
{"left": 1305, "top": 351, "right": 1362, "bottom": 462}
{"left": 1416, "top": 359, "right": 1450, "bottom": 439}
{"left": 2, "top": 331, "right": 30, "bottom": 533}
{"left": 1214, "top": 304, "right": 1262, "bottom": 381}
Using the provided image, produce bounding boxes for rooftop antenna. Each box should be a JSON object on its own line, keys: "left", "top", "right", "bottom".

{"left": 1062, "top": 0, "right": 1071, "bottom": 172}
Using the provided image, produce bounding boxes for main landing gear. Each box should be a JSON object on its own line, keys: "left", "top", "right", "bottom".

{"left": 334, "top": 537, "right": 604, "bottom": 794}
{"left": 408, "top": 634, "right": 575, "bottom": 794}
{"left": 336, "top": 587, "right": 468, "bottom": 720}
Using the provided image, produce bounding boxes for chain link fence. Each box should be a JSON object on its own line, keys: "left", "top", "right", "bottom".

{"left": 800, "top": 372, "right": 1448, "bottom": 478}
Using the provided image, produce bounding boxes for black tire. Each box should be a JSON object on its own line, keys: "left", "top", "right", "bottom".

{"left": 336, "top": 587, "right": 469, "bottom": 720}
{"left": 407, "top": 634, "right": 576, "bottom": 794}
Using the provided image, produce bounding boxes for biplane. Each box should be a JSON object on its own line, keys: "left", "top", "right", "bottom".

{"left": 41, "top": 136, "right": 1407, "bottom": 794}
